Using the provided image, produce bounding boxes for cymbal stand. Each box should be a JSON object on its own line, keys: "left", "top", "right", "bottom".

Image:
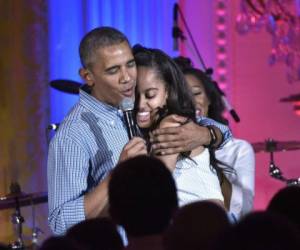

{"left": 267, "top": 139, "right": 300, "bottom": 186}
{"left": 31, "top": 198, "right": 43, "bottom": 248}
{"left": 10, "top": 197, "right": 25, "bottom": 249}
{"left": 267, "top": 139, "right": 283, "bottom": 180}
{"left": 269, "top": 151, "right": 285, "bottom": 181}
{"left": 286, "top": 178, "right": 300, "bottom": 186}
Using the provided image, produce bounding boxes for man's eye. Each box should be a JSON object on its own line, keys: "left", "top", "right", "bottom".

{"left": 106, "top": 68, "right": 118, "bottom": 74}
{"left": 127, "top": 61, "right": 136, "bottom": 67}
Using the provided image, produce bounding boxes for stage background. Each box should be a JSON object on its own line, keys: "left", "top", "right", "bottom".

{"left": 0, "top": 0, "right": 299, "bottom": 244}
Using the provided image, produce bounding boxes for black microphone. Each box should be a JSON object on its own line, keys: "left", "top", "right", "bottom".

{"left": 212, "top": 80, "right": 240, "bottom": 122}
{"left": 222, "top": 96, "right": 240, "bottom": 123}
{"left": 120, "top": 98, "right": 138, "bottom": 140}
{"left": 172, "top": 3, "right": 179, "bottom": 51}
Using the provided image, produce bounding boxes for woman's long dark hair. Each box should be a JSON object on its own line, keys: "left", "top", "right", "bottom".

{"left": 174, "top": 56, "right": 229, "bottom": 125}
{"left": 133, "top": 45, "right": 232, "bottom": 179}
{"left": 174, "top": 57, "right": 234, "bottom": 182}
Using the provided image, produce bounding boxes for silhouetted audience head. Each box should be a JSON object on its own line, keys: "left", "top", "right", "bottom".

{"left": 0, "top": 243, "right": 9, "bottom": 250}
{"left": 267, "top": 185, "right": 300, "bottom": 230}
{"left": 39, "top": 236, "right": 82, "bottom": 250}
{"left": 66, "top": 217, "right": 123, "bottom": 250}
{"left": 108, "top": 155, "right": 178, "bottom": 237}
{"left": 213, "top": 211, "right": 300, "bottom": 250}
{"left": 164, "top": 201, "right": 230, "bottom": 250}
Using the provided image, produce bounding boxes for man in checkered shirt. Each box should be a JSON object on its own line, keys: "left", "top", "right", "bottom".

{"left": 47, "top": 27, "right": 231, "bottom": 235}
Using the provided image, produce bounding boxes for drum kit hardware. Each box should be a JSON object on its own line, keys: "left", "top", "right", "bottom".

{"left": 49, "top": 79, "right": 82, "bottom": 94}
{"left": 252, "top": 138, "right": 300, "bottom": 186}
{"left": 47, "top": 79, "right": 82, "bottom": 138}
{"left": 251, "top": 139, "right": 300, "bottom": 153}
{"left": 279, "top": 93, "right": 300, "bottom": 102}
{"left": 0, "top": 182, "right": 47, "bottom": 249}
{"left": 280, "top": 93, "right": 300, "bottom": 113}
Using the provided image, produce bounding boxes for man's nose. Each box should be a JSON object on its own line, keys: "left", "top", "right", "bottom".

{"left": 120, "top": 68, "right": 130, "bottom": 83}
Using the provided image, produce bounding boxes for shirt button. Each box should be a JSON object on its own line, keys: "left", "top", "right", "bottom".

{"left": 110, "top": 120, "right": 115, "bottom": 127}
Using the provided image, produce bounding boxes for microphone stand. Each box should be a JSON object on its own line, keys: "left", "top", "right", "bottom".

{"left": 175, "top": 3, "right": 208, "bottom": 72}
{"left": 174, "top": 3, "right": 240, "bottom": 123}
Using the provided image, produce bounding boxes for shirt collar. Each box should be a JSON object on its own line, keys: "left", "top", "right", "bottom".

{"left": 79, "top": 86, "right": 124, "bottom": 122}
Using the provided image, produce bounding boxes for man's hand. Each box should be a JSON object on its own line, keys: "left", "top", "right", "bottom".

{"left": 150, "top": 115, "right": 211, "bottom": 155}
{"left": 118, "top": 137, "right": 148, "bottom": 163}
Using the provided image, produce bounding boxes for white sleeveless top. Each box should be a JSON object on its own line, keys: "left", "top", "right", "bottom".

{"left": 173, "top": 148, "right": 224, "bottom": 207}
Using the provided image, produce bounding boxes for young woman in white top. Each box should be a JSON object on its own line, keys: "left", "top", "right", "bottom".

{"left": 174, "top": 56, "right": 255, "bottom": 219}
{"left": 133, "top": 46, "right": 232, "bottom": 209}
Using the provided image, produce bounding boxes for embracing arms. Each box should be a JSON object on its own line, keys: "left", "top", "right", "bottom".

{"left": 150, "top": 115, "right": 232, "bottom": 156}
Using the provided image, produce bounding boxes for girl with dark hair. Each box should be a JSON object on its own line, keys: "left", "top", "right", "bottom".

{"left": 174, "top": 56, "right": 255, "bottom": 219}
{"left": 133, "top": 46, "right": 230, "bottom": 209}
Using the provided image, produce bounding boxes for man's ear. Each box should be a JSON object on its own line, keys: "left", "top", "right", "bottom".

{"left": 79, "top": 68, "right": 94, "bottom": 87}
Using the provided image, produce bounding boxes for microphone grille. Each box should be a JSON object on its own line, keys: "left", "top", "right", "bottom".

{"left": 120, "top": 97, "right": 134, "bottom": 111}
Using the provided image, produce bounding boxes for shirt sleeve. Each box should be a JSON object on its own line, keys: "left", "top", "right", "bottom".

{"left": 232, "top": 141, "right": 255, "bottom": 216}
{"left": 216, "top": 138, "right": 255, "bottom": 219}
{"left": 196, "top": 116, "right": 232, "bottom": 148}
{"left": 47, "top": 136, "right": 89, "bottom": 235}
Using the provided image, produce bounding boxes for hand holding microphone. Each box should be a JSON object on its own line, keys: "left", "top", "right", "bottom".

{"left": 120, "top": 97, "right": 139, "bottom": 139}
{"left": 118, "top": 98, "right": 147, "bottom": 163}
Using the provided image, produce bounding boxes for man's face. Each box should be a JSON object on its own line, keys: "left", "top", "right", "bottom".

{"left": 81, "top": 41, "right": 137, "bottom": 107}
